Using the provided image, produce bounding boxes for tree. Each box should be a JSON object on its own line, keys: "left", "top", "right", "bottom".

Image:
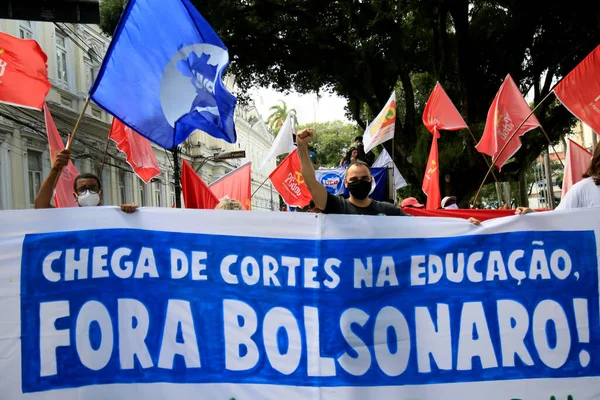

{"left": 297, "top": 121, "right": 362, "bottom": 168}
{"left": 266, "top": 100, "right": 297, "bottom": 132}
{"left": 101, "top": 0, "right": 600, "bottom": 205}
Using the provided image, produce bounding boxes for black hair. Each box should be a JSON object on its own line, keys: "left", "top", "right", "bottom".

{"left": 73, "top": 173, "right": 102, "bottom": 191}
{"left": 347, "top": 160, "right": 370, "bottom": 170}
{"left": 355, "top": 136, "right": 363, "bottom": 142}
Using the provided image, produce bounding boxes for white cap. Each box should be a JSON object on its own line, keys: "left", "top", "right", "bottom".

{"left": 441, "top": 196, "right": 457, "bottom": 208}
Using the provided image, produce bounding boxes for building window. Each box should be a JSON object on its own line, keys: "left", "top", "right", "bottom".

{"left": 118, "top": 170, "right": 126, "bottom": 204}
{"left": 27, "top": 150, "right": 42, "bottom": 207}
{"left": 154, "top": 181, "right": 162, "bottom": 207}
{"left": 170, "top": 183, "right": 176, "bottom": 207}
{"left": 19, "top": 21, "right": 33, "bottom": 40}
{"left": 56, "top": 31, "right": 68, "bottom": 85}
{"left": 91, "top": 108, "right": 102, "bottom": 118}
{"left": 139, "top": 184, "right": 146, "bottom": 207}
{"left": 83, "top": 55, "right": 97, "bottom": 89}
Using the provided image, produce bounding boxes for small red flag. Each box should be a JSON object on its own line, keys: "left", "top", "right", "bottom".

{"left": 181, "top": 160, "right": 219, "bottom": 209}
{"left": 109, "top": 118, "right": 160, "bottom": 183}
{"left": 44, "top": 104, "right": 80, "bottom": 208}
{"left": 554, "top": 45, "right": 600, "bottom": 135}
{"left": 422, "top": 82, "right": 468, "bottom": 134}
{"left": 561, "top": 139, "right": 593, "bottom": 198}
{"left": 475, "top": 74, "right": 541, "bottom": 169}
{"left": 210, "top": 162, "right": 253, "bottom": 210}
{"left": 422, "top": 135, "right": 441, "bottom": 210}
{"left": 0, "top": 32, "right": 50, "bottom": 110}
{"left": 269, "top": 149, "right": 312, "bottom": 208}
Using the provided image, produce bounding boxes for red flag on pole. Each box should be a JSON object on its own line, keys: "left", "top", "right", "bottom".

{"left": 209, "top": 162, "right": 252, "bottom": 210}
{"left": 422, "top": 133, "right": 441, "bottom": 210}
{"left": 109, "top": 118, "right": 160, "bottom": 183}
{"left": 0, "top": 32, "right": 50, "bottom": 110}
{"left": 475, "top": 74, "right": 541, "bottom": 169}
{"left": 269, "top": 149, "right": 312, "bottom": 208}
{"left": 44, "top": 104, "right": 80, "bottom": 208}
{"left": 561, "top": 139, "right": 593, "bottom": 198}
{"left": 181, "top": 160, "right": 219, "bottom": 209}
{"left": 422, "top": 82, "right": 468, "bottom": 134}
{"left": 554, "top": 45, "right": 600, "bottom": 135}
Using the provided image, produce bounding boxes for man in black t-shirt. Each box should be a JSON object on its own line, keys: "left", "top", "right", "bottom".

{"left": 297, "top": 129, "right": 407, "bottom": 216}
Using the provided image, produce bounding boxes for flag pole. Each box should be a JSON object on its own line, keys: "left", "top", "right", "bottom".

{"left": 471, "top": 89, "right": 557, "bottom": 207}
{"left": 172, "top": 146, "right": 182, "bottom": 208}
{"left": 540, "top": 126, "right": 565, "bottom": 169}
{"left": 251, "top": 176, "right": 270, "bottom": 198}
{"left": 99, "top": 129, "right": 111, "bottom": 177}
{"left": 66, "top": 95, "right": 90, "bottom": 150}
{"left": 466, "top": 127, "right": 501, "bottom": 184}
{"left": 52, "top": 95, "right": 91, "bottom": 191}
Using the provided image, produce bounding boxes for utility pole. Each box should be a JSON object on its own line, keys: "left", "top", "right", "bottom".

{"left": 544, "top": 147, "right": 555, "bottom": 209}
{"left": 171, "top": 147, "right": 181, "bottom": 208}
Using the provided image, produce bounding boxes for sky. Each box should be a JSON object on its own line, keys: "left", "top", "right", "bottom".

{"left": 250, "top": 87, "right": 351, "bottom": 126}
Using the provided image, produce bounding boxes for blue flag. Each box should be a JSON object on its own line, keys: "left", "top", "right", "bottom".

{"left": 89, "top": 0, "right": 237, "bottom": 149}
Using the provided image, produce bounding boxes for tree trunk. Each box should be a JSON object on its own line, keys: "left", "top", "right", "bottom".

{"left": 519, "top": 171, "right": 528, "bottom": 207}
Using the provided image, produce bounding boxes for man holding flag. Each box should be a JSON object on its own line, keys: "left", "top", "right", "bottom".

{"left": 34, "top": 149, "right": 138, "bottom": 213}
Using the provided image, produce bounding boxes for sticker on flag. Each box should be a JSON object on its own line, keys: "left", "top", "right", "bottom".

{"left": 1, "top": 207, "right": 600, "bottom": 399}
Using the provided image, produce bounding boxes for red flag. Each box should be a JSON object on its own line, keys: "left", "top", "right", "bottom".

{"left": 210, "top": 162, "right": 252, "bottom": 210}
{"left": 422, "top": 82, "right": 468, "bottom": 134}
{"left": 109, "top": 118, "right": 160, "bottom": 183}
{"left": 475, "top": 74, "right": 541, "bottom": 169}
{"left": 422, "top": 135, "right": 441, "bottom": 210}
{"left": 0, "top": 32, "right": 50, "bottom": 110}
{"left": 561, "top": 139, "right": 593, "bottom": 198}
{"left": 269, "top": 149, "right": 312, "bottom": 208}
{"left": 554, "top": 45, "right": 600, "bottom": 135}
{"left": 44, "top": 104, "right": 80, "bottom": 208}
{"left": 181, "top": 160, "right": 219, "bottom": 209}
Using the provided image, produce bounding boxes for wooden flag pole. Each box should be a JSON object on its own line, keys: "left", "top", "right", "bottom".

{"left": 66, "top": 96, "right": 91, "bottom": 150}
{"left": 471, "top": 89, "right": 556, "bottom": 207}
{"left": 466, "top": 127, "right": 501, "bottom": 185}
{"left": 52, "top": 96, "right": 91, "bottom": 191}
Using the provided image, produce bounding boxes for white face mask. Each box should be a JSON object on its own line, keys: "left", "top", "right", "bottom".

{"left": 77, "top": 190, "right": 101, "bottom": 207}
{"left": 445, "top": 203, "right": 459, "bottom": 210}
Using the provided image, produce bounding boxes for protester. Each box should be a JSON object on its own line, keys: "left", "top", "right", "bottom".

{"left": 215, "top": 198, "right": 244, "bottom": 210}
{"left": 34, "top": 149, "right": 138, "bottom": 213}
{"left": 401, "top": 197, "right": 425, "bottom": 208}
{"left": 339, "top": 147, "right": 360, "bottom": 168}
{"left": 441, "top": 196, "right": 459, "bottom": 209}
{"left": 516, "top": 141, "right": 600, "bottom": 214}
{"left": 354, "top": 136, "right": 374, "bottom": 166}
{"left": 299, "top": 128, "right": 408, "bottom": 215}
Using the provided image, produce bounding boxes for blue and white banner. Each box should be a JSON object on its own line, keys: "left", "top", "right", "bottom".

{"left": 315, "top": 168, "right": 346, "bottom": 194}
{"left": 1, "top": 207, "right": 600, "bottom": 399}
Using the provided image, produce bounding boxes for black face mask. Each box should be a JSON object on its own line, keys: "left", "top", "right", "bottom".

{"left": 347, "top": 179, "right": 371, "bottom": 200}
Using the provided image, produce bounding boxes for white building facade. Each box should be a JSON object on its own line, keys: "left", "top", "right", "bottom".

{"left": 0, "top": 19, "right": 278, "bottom": 211}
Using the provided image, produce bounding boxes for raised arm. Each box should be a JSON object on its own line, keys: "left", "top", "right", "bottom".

{"left": 296, "top": 129, "right": 328, "bottom": 210}
{"left": 35, "top": 149, "right": 70, "bottom": 209}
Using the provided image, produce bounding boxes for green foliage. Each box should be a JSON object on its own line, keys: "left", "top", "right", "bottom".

{"left": 297, "top": 121, "right": 361, "bottom": 168}
{"left": 266, "top": 100, "right": 297, "bottom": 132}
{"left": 100, "top": 0, "right": 600, "bottom": 202}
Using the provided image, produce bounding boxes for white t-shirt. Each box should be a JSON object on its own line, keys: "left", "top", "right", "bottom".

{"left": 556, "top": 177, "right": 600, "bottom": 210}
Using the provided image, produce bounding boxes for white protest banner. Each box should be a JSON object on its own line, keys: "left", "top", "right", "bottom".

{"left": 1, "top": 206, "right": 600, "bottom": 399}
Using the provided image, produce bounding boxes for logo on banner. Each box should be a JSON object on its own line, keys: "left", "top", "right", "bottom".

{"left": 369, "top": 100, "right": 396, "bottom": 141}
{"left": 319, "top": 172, "right": 343, "bottom": 194}
{"left": 0, "top": 49, "right": 7, "bottom": 82}
{"left": 496, "top": 109, "right": 515, "bottom": 141}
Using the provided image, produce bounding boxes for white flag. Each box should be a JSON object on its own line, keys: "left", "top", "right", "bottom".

{"left": 364, "top": 92, "right": 396, "bottom": 153}
{"left": 372, "top": 148, "right": 407, "bottom": 191}
{"left": 259, "top": 113, "right": 296, "bottom": 172}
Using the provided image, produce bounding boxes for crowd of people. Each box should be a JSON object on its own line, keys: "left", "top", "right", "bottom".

{"left": 35, "top": 129, "right": 600, "bottom": 219}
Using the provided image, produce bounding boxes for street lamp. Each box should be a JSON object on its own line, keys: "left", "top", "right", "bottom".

{"left": 195, "top": 150, "right": 246, "bottom": 172}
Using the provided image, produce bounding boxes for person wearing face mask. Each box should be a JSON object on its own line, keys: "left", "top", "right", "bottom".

{"left": 34, "top": 149, "right": 138, "bottom": 213}
{"left": 297, "top": 128, "right": 407, "bottom": 216}
{"left": 441, "top": 196, "right": 459, "bottom": 210}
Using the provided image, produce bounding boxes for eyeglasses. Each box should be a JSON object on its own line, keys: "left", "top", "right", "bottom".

{"left": 75, "top": 186, "right": 100, "bottom": 195}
